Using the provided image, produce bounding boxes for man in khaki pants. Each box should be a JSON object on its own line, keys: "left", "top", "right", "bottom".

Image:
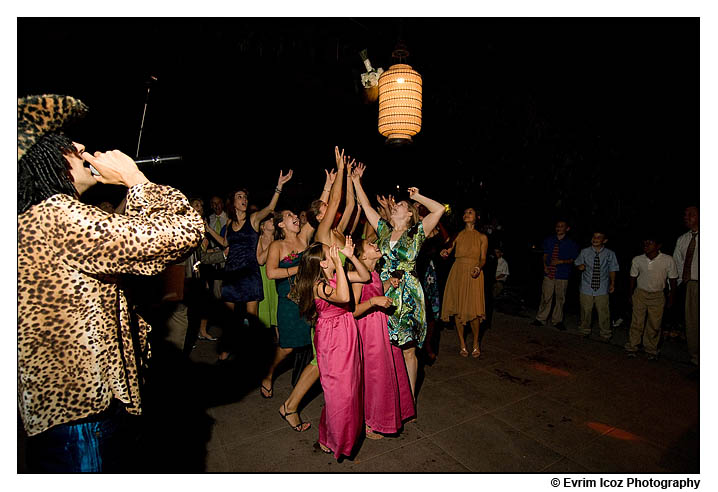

{"left": 625, "top": 236, "right": 678, "bottom": 360}
{"left": 673, "top": 206, "right": 699, "bottom": 366}
{"left": 574, "top": 230, "right": 619, "bottom": 341}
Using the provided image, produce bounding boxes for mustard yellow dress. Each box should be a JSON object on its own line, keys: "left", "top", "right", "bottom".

{"left": 441, "top": 229, "right": 486, "bottom": 324}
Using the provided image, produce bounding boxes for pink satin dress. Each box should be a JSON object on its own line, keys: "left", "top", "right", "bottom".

{"left": 357, "top": 272, "right": 415, "bottom": 434}
{"left": 314, "top": 277, "right": 363, "bottom": 459}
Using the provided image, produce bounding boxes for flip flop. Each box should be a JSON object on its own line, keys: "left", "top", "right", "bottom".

{"left": 459, "top": 348, "right": 468, "bottom": 357}
{"left": 472, "top": 348, "right": 481, "bottom": 359}
{"left": 260, "top": 384, "right": 273, "bottom": 399}
{"left": 279, "top": 404, "right": 311, "bottom": 432}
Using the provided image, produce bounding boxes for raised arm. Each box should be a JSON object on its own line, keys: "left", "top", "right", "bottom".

{"left": 319, "top": 168, "right": 336, "bottom": 205}
{"left": 408, "top": 187, "right": 444, "bottom": 234}
{"left": 336, "top": 163, "right": 356, "bottom": 234}
{"left": 351, "top": 162, "right": 381, "bottom": 231}
{"left": 349, "top": 201, "right": 362, "bottom": 235}
{"left": 315, "top": 244, "right": 351, "bottom": 304}
{"left": 316, "top": 147, "right": 347, "bottom": 244}
{"left": 256, "top": 237, "right": 271, "bottom": 266}
{"left": 251, "top": 169, "right": 293, "bottom": 230}
{"left": 340, "top": 236, "right": 371, "bottom": 283}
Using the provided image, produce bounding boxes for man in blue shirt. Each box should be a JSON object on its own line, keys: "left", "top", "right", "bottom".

{"left": 574, "top": 230, "right": 620, "bottom": 340}
{"left": 531, "top": 220, "right": 579, "bottom": 330}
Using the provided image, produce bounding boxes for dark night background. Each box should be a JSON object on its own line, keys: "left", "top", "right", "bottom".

{"left": 17, "top": 17, "right": 699, "bottom": 296}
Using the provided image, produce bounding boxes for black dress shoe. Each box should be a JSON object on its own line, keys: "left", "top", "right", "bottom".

{"left": 554, "top": 322, "right": 566, "bottom": 331}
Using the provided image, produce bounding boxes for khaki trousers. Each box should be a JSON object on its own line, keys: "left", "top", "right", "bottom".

{"left": 626, "top": 288, "right": 665, "bottom": 355}
{"left": 685, "top": 281, "right": 699, "bottom": 365}
{"left": 579, "top": 293, "right": 611, "bottom": 338}
{"left": 536, "top": 277, "right": 568, "bottom": 324}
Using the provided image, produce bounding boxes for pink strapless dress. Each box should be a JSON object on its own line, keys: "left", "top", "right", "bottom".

{"left": 357, "top": 272, "right": 415, "bottom": 433}
{"left": 314, "top": 277, "right": 363, "bottom": 459}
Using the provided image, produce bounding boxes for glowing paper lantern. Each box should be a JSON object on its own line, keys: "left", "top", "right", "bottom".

{"left": 378, "top": 63, "right": 422, "bottom": 144}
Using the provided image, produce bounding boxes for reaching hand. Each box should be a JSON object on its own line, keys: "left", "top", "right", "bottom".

{"left": 352, "top": 161, "right": 366, "bottom": 180}
{"left": 340, "top": 235, "right": 355, "bottom": 258}
{"left": 407, "top": 187, "right": 419, "bottom": 199}
{"left": 329, "top": 243, "right": 342, "bottom": 267}
{"left": 377, "top": 195, "right": 389, "bottom": 208}
{"left": 277, "top": 169, "right": 293, "bottom": 187}
{"left": 334, "top": 146, "right": 346, "bottom": 170}
{"left": 325, "top": 168, "right": 337, "bottom": 187}
{"left": 347, "top": 158, "right": 356, "bottom": 176}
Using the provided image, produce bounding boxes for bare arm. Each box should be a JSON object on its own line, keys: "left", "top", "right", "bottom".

{"left": 205, "top": 219, "right": 228, "bottom": 248}
{"left": 315, "top": 244, "right": 351, "bottom": 303}
{"left": 336, "top": 165, "right": 355, "bottom": 234}
{"left": 349, "top": 202, "right": 362, "bottom": 235}
{"left": 251, "top": 169, "right": 293, "bottom": 230}
{"left": 408, "top": 187, "right": 444, "bottom": 234}
{"left": 316, "top": 147, "right": 347, "bottom": 245}
{"left": 471, "top": 233, "right": 488, "bottom": 277}
{"left": 340, "top": 236, "right": 371, "bottom": 283}
{"left": 256, "top": 237, "right": 271, "bottom": 266}
{"left": 266, "top": 241, "right": 299, "bottom": 280}
{"left": 609, "top": 271, "right": 616, "bottom": 293}
{"left": 352, "top": 281, "right": 393, "bottom": 318}
{"left": 351, "top": 163, "right": 381, "bottom": 231}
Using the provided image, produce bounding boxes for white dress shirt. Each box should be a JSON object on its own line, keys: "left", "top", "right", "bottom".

{"left": 673, "top": 230, "right": 698, "bottom": 284}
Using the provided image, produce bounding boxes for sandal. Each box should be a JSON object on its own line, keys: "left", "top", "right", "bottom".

{"left": 365, "top": 424, "right": 384, "bottom": 440}
{"left": 472, "top": 348, "right": 481, "bottom": 359}
{"left": 279, "top": 404, "right": 311, "bottom": 432}
{"left": 315, "top": 442, "right": 333, "bottom": 454}
{"left": 459, "top": 348, "right": 468, "bottom": 357}
{"left": 260, "top": 383, "right": 273, "bottom": 399}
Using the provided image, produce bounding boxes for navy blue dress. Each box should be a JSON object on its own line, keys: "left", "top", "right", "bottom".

{"left": 221, "top": 219, "right": 264, "bottom": 303}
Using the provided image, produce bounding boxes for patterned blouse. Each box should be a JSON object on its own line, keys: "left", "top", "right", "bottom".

{"left": 17, "top": 183, "right": 203, "bottom": 436}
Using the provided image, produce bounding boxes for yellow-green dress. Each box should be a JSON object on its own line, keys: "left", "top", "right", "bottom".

{"left": 258, "top": 264, "right": 278, "bottom": 328}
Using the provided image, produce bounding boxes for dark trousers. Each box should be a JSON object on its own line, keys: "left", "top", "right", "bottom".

{"left": 25, "top": 401, "right": 133, "bottom": 473}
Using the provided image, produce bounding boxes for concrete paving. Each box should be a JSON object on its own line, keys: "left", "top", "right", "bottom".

{"left": 185, "top": 309, "right": 700, "bottom": 473}
{"left": 17, "top": 307, "right": 700, "bottom": 473}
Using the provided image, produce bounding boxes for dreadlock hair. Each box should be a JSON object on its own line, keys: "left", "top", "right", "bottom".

{"left": 296, "top": 242, "right": 333, "bottom": 326}
{"left": 18, "top": 132, "right": 79, "bottom": 214}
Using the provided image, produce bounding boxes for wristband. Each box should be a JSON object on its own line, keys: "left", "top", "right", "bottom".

{"left": 275, "top": 187, "right": 282, "bottom": 194}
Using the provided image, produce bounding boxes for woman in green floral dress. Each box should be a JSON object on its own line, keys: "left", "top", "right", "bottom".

{"left": 351, "top": 163, "right": 445, "bottom": 401}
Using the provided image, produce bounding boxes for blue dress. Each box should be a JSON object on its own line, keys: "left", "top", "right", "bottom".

{"left": 275, "top": 252, "right": 312, "bottom": 348}
{"left": 221, "top": 219, "right": 264, "bottom": 303}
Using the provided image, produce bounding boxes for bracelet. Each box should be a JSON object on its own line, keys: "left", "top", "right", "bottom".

{"left": 323, "top": 188, "right": 330, "bottom": 192}
{"left": 275, "top": 187, "right": 282, "bottom": 194}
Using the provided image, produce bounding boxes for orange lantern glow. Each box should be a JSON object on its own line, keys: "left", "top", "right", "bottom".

{"left": 378, "top": 62, "right": 422, "bottom": 144}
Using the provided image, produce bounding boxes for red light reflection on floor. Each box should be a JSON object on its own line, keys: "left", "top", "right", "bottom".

{"left": 529, "top": 362, "right": 571, "bottom": 377}
{"left": 587, "top": 422, "right": 642, "bottom": 441}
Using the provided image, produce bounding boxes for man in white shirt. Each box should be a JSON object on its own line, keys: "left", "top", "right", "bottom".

{"left": 625, "top": 236, "right": 678, "bottom": 360}
{"left": 673, "top": 206, "right": 699, "bottom": 366}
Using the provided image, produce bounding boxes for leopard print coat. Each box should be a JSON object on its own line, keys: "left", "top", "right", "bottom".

{"left": 17, "top": 182, "right": 203, "bottom": 436}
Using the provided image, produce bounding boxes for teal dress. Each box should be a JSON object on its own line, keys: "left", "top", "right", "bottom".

{"left": 376, "top": 218, "right": 427, "bottom": 348}
{"left": 276, "top": 252, "right": 312, "bottom": 348}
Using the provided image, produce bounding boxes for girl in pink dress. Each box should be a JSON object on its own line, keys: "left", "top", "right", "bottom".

{"left": 295, "top": 239, "right": 370, "bottom": 459}
{"left": 350, "top": 240, "right": 416, "bottom": 439}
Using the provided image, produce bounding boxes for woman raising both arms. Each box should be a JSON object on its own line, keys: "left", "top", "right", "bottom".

{"left": 351, "top": 162, "right": 445, "bottom": 404}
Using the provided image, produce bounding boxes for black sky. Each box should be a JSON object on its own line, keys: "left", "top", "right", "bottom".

{"left": 17, "top": 17, "right": 699, "bottom": 264}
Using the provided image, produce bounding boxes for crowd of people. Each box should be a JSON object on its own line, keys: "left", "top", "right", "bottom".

{"left": 17, "top": 93, "right": 698, "bottom": 471}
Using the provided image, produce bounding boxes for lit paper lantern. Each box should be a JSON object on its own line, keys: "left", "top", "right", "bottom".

{"left": 378, "top": 63, "right": 422, "bottom": 143}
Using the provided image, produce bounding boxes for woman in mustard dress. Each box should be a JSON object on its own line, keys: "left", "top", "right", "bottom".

{"left": 440, "top": 208, "right": 488, "bottom": 358}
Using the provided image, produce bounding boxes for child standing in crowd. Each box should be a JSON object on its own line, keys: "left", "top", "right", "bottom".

{"left": 350, "top": 239, "right": 415, "bottom": 440}
{"left": 625, "top": 235, "right": 678, "bottom": 360}
{"left": 296, "top": 240, "right": 370, "bottom": 459}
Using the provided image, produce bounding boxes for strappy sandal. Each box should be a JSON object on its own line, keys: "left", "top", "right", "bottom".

{"left": 365, "top": 424, "right": 384, "bottom": 440}
{"left": 459, "top": 348, "right": 469, "bottom": 357}
{"left": 472, "top": 348, "right": 481, "bottom": 359}
{"left": 260, "top": 383, "right": 273, "bottom": 399}
{"left": 314, "top": 441, "right": 333, "bottom": 454}
{"left": 279, "top": 404, "right": 311, "bottom": 432}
